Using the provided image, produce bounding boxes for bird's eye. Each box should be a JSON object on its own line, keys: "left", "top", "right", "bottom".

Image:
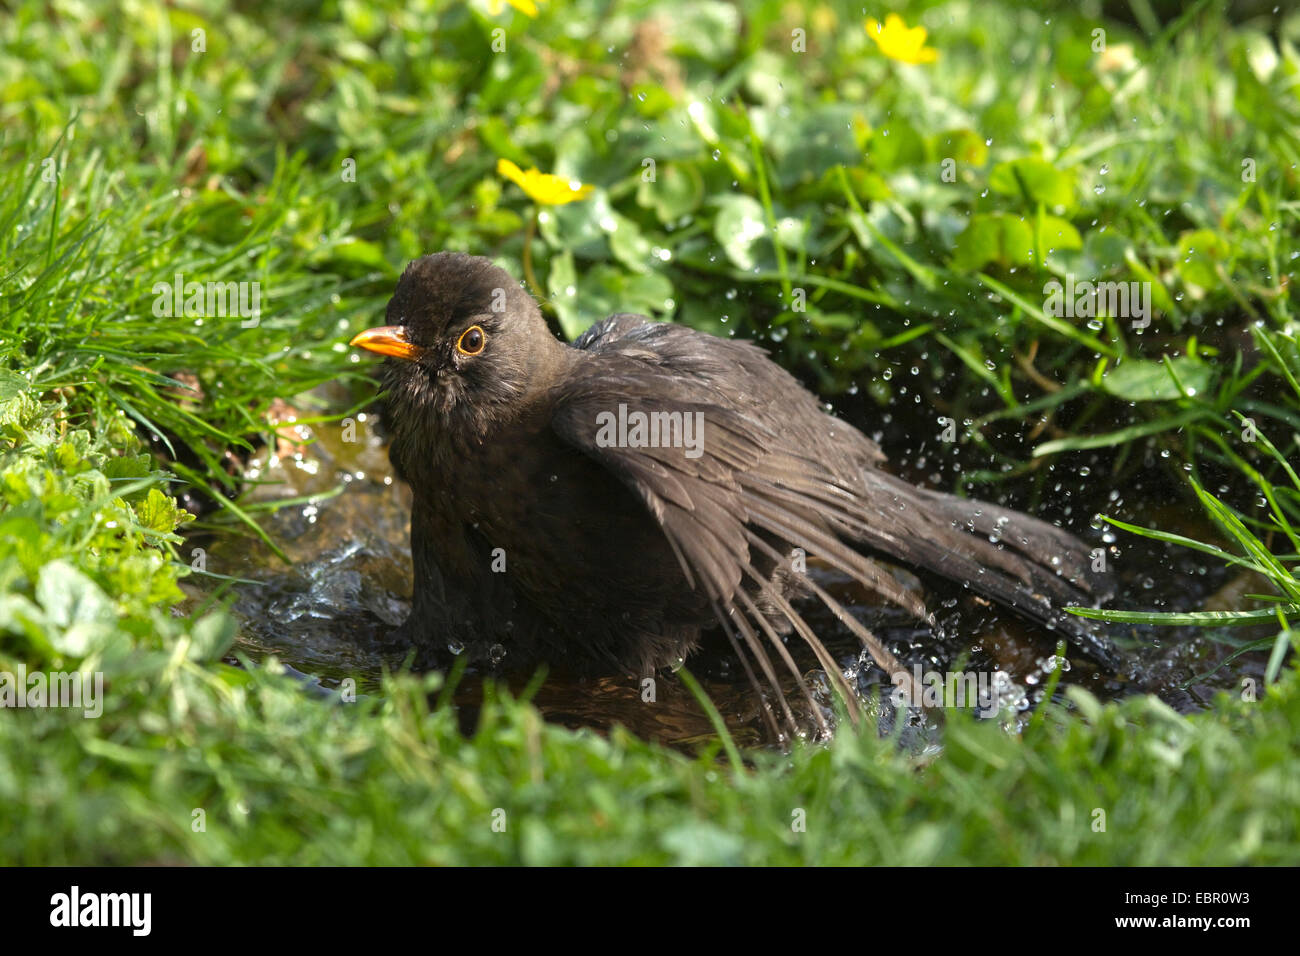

{"left": 456, "top": 325, "right": 486, "bottom": 356}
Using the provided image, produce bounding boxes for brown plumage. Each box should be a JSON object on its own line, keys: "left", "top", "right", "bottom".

{"left": 351, "top": 252, "right": 1121, "bottom": 737}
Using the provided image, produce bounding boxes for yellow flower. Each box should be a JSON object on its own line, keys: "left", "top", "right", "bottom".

{"left": 488, "top": 0, "right": 543, "bottom": 16}
{"left": 866, "top": 13, "right": 938, "bottom": 64}
{"left": 497, "top": 158, "right": 594, "bottom": 205}
{"left": 1097, "top": 42, "right": 1137, "bottom": 74}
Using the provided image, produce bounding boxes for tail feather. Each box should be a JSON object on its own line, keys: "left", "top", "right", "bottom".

{"left": 859, "top": 473, "right": 1125, "bottom": 671}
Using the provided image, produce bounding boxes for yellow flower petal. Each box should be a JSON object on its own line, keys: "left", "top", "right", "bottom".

{"left": 496, "top": 158, "right": 594, "bottom": 205}
{"left": 488, "top": 0, "right": 542, "bottom": 17}
{"left": 866, "top": 13, "right": 938, "bottom": 65}
{"left": 1097, "top": 43, "right": 1137, "bottom": 74}
{"left": 497, "top": 158, "right": 528, "bottom": 190}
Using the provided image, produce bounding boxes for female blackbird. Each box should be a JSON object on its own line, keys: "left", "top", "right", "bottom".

{"left": 351, "top": 253, "right": 1120, "bottom": 734}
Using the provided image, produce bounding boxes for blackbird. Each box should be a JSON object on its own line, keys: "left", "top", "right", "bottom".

{"left": 351, "top": 252, "right": 1121, "bottom": 734}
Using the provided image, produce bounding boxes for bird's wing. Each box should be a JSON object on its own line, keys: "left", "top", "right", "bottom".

{"left": 553, "top": 317, "right": 1123, "bottom": 732}
{"left": 554, "top": 319, "right": 932, "bottom": 732}
{"left": 568, "top": 316, "right": 1111, "bottom": 608}
{"left": 560, "top": 316, "right": 913, "bottom": 610}
{"left": 573, "top": 316, "right": 889, "bottom": 468}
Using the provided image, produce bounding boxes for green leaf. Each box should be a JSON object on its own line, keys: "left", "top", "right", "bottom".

{"left": 951, "top": 213, "right": 1034, "bottom": 271}
{"left": 1175, "top": 229, "right": 1229, "bottom": 295}
{"left": 35, "top": 560, "right": 116, "bottom": 657}
{"left": 546, "top": 250, "right": 584, "bottom": 340}
{"left": 0, "top": 390, "right": 41, "bottom": 437}
{"left": 1036, "top": 214, "right": 1083, "bottom": 253}
{"left": 607, "top": 213, "right": 653, "bottom": 274}
{"left": 0, "top": 369, "right": 29, "bottom": 402}
{"left": 1100, "top": 356, "right": 1213, "bottom": 401}
{"left": 713, "top": 194, "right": 769, "bottom": 270}
{"left": 664, "top": 1, "right": 740, "bottom": 62}
{"left": 103, "top": 454, "right": 154, "bottom": 482}
{"left": 636, "top": 162, "right": 704, "bottom": 224}
{"left": 320, "top": 237, "right": 392, "bottom": 274}
{"left": 134, "top": 487, "right": 193, "bottom": 534}
{"left": 989, "top": 157, "right": 1078, "bottom": 211}
{"left": 754, "top": 103, "right": 862, "bottom": 188}
{"left": 189, "top": 611, "right": 237, "bottom": 662}
{"left": 540, "top": 190, "right": 615, "bottom": 258}
{"left": 629, "top": 83, "right": 675, "bottom": 118}
{"left": 937, "top": 128, "right": 989, "bottom": 168}
{"left": 869, "top": 119, "right": 926, "bottom": 173}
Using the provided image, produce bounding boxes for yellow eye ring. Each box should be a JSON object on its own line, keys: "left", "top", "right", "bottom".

{"left": 456, "top": 325, "right": 486, "bottom": 356}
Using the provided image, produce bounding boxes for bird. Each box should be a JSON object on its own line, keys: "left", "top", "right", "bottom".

{"left": 350, "top": 252, "right": 1121, "bottom": 738}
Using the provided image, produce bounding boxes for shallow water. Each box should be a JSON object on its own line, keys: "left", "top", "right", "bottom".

{"left": 182, "top": 387, "right": 1270, "bottom": 749}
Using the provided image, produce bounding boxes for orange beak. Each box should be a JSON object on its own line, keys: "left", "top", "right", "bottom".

{"left": 349, "top": 326, "right": 422, "bottom": 361}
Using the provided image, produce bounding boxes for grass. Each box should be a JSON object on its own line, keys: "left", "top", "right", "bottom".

{"left": 1, "top": 0, "right": 1298, "bottom": 863}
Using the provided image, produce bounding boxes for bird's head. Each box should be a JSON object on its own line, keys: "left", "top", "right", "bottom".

{"left": 351, "top": 253, "right": 560, "bottom": 439}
